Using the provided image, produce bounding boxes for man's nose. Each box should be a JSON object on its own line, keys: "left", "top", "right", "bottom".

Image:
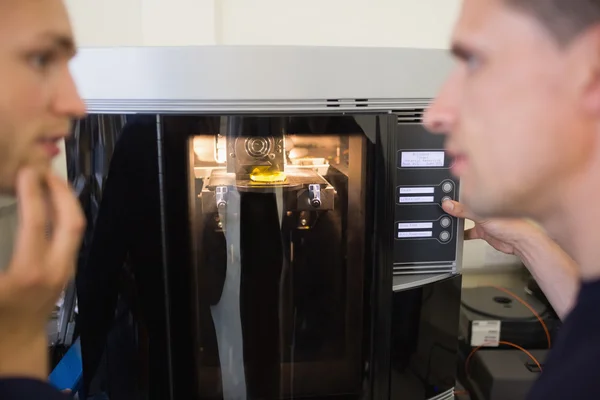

{"left": 422, "top": 71, "right": 460, "bottom": 135}
{"left": 423, "top": 102, "right": 456, "bottom": 135}
{"left": 52, "top": 67, "right": 87, "bottom": 120}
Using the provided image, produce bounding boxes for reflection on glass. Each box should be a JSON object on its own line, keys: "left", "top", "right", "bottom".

{"left": 186, "top": 116, "right": 368, "bottom": 399}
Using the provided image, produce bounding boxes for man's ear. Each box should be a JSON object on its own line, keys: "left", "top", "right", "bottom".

{"left": 579, "top": 27, "right": 600, "bottom": 116}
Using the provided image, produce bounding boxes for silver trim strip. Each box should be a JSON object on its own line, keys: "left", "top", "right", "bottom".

{"left": 392, "top": 272, "right": 458, "bottom": 292}
{"left": 455, "top": 216, "right": 465, "bottom": 274}
{"left": 81, "top": 99, "right": 432, "bottom": 114}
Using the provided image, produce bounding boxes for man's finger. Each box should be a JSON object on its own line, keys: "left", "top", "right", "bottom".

{"left": 45, "top": 173, "right": 85, "bottom": 277}
{"left": 11, "top": 168, "right": 48, "bottom": 267}
{"left": 441, "top": 199, "right": 482, "bottom": 222}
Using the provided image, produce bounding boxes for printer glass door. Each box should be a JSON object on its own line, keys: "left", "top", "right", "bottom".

{"left": 161, "top": 115, "right": 374, "bottom": 400}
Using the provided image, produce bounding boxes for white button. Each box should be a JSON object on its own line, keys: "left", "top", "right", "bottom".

{"left": 439, "top": 231, "right": 451, "bottom": 242}
{"left": 440, "top": 217, "right": 451, "bottom": 228}
{"left": 441, "top": 196, "right": 452, "bottom": 203}
{"left": 442, "top": 182, "right": 453, "bottom": 193}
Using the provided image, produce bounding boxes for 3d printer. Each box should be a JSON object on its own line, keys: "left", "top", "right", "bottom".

{"left": 69, "top": 46, "right": 464, "bottom": 400}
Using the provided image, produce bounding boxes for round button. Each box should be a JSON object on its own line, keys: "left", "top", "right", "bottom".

{"left": 441, "top": 196, "right": 452, "bottom": 203}
{"left": 439, "top": 231, "right": 451, "bottom": 242}
{"left": 442, "top": 182, "right": 454, "bottom": 193}
{"left": 440, "top": 217, "right": 451, "bottom": 228}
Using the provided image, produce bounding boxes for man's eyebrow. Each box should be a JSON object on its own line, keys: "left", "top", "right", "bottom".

{"left": 37, "top": 32, "right": 77, "bottom": 56}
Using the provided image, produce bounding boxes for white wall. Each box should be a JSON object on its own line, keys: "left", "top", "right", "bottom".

{"left": 141, "top": 0, "right": 216, "bottom": 46}
{"left": 60, "top": 0, "right": 523, "bottom": 275}
{"left": 65, "top": 0, "right": 460, "bottom": 48}
{"left": 217, "top": 0, "right": 460, "bottom": 48}
{"left": 65, "top": 0, "right": 144, "bottom": 46}
{"left": 65, "top": 0, "right": 217, "bottom": 46}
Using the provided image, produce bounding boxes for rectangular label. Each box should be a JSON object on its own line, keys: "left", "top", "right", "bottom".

{"left": 470, "top": 320, "right": 501, "bottom": 347}
{"left": 398, "top": 222, "right": 433, "bottom": 230}
{"left": 399, "top": 187, "right": 435, "bottom": 194}
{"left": 398, "top": 231, "right": 433, "bottom": 238}
{"left": 401, "top": 151, "right": 445, "bottom": 168}
{"left": 399, "top": 196, "right": 435, "bottom": 203}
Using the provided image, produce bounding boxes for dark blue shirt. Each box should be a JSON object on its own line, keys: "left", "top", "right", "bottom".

{"left": 0, "top": 378, "right": 66, "bottom": 399}
{"left": 527, "top": 278, "right": 600, "bottom": 399}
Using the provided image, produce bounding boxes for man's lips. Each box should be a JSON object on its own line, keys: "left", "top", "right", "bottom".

{"left": 37, "top": 137, "right": 63, "bottom": 158}
{"left": 446, "top": 149, "right": 468, "bottom": 176}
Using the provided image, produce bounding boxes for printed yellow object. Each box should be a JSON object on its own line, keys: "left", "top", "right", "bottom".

{"left": 249, "top": 166, "right": 286, "bottom": 183}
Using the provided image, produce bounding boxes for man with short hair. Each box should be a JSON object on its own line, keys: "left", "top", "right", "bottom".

{"left": 425, "top": 0, "right": 600, "bottom": 397}
{"left": 0, "top": 0, "right": 86, "bottom": 398}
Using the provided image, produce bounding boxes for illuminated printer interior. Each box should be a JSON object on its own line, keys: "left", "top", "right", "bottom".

{"left": 191, "top": 132, "right": 342, "bottom": 220}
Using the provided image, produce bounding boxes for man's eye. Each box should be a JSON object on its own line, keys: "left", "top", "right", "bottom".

{"left": 465, "top": 55, "right": 481, "bottom": 71}
{"left": 29, "top": 52, "right": 55, "bottom": 70}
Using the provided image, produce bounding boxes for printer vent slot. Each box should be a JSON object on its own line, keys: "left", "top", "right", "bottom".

{"left": 395, "top": 108, "right": 425, "bottom": 123}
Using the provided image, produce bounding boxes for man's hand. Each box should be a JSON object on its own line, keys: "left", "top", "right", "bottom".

{"left": 0, "top": 168, "right": 85, "bottom": 379}
{"left": 442, "top": 199, "right": 578, "bottom": 319}
{"left": 441, "top": 199, "right": 541, "bottom": 257}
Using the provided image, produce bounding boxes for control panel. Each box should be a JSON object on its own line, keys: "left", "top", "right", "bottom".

{"left": 393, "top": 123, "right": 460, "bottom": 268}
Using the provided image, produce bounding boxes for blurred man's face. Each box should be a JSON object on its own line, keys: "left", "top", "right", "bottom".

{"left": 424, "top": 0, "right": 600, "bottom": 220}
{"left": 0, "top": 0, "right": 86, "bottom": 194}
